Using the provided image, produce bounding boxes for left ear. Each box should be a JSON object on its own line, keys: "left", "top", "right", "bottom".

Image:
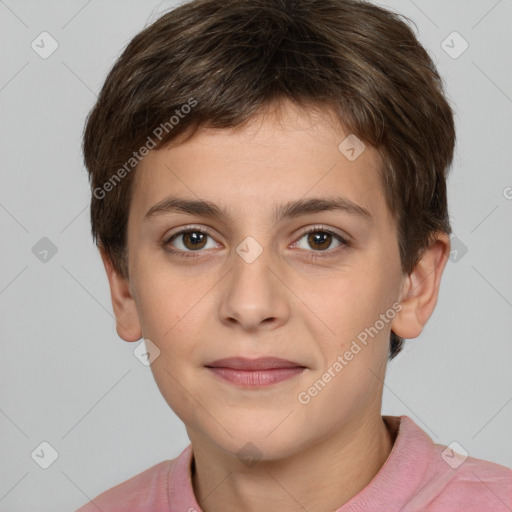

{"left": 391, "top": 232, "right": 451, "bottom": 339}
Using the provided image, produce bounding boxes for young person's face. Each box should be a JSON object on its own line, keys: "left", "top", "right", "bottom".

{"left": 105, "top": 101, "right": 445, "bottom": 460}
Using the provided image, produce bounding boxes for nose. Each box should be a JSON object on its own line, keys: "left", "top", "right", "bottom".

{"left": 217, "top": 240, "right": 291, "bottom": 332}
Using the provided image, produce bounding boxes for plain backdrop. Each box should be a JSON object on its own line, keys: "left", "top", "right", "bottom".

{"left": 0, "top": 0, "right": 511, "bottom": 510}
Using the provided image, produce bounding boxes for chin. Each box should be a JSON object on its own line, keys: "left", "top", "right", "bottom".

{"left": 198, "top": 416, "right": 312, "bottom": 463}
{"left": 217, "top": 436, "right": 302, "bottom": 464}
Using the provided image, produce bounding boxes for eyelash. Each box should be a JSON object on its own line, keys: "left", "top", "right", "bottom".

{"left": 161, "top": 224, "right": 350, "bottom": 260}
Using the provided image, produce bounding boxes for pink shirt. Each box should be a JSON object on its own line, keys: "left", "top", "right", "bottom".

{"left": 75, "top": 415, "right": 512, "bottom": 511}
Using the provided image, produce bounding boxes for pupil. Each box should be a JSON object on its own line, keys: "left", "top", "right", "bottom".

{"left": 185, "top": 232, "right": 206, "bottom": 249}
{"left": 308, "top": 232, "right": 331, "bottom": 250}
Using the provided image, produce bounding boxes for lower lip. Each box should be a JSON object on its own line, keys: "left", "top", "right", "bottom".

{"left": 207, "top": 367, "right": 305, "bottom": 387}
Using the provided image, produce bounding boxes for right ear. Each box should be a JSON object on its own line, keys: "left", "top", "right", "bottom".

{"left": 99, "top": 247, "right": 142, "bottom": 342}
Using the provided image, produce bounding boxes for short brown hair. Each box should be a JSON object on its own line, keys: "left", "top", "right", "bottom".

{"left": 83, "top": 0, "right": 455, "bottom": 360}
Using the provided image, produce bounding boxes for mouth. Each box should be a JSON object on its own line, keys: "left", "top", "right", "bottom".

{"left": 205, "top": 357, "right": 307, "bottom": 388}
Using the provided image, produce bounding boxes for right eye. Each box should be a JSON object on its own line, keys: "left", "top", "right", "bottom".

{"left": 162, "top": 226, "right": 220, "bottom": 258}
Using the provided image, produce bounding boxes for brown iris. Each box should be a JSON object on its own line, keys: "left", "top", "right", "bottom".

{"left": 307, "top": 231, "right": 332, "bottom": 251}
{"left": 181, "top": 231, "right": 208, "bottom": 250}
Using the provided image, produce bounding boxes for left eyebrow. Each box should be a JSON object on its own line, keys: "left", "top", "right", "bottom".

{"left": 144, "top": 195, "right": 373, "bottom": 224}
{"left": 274, "top": 196, "right": 373, "bottom": 224}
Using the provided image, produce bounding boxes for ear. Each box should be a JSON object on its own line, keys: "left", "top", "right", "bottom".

{"left": 99, "top": 247, "right": 142, "bottom": 342}
{"left": 391, "top": 233, "right": 450, "bottom": 339}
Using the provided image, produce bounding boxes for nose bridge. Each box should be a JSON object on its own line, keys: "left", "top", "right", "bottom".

{"left": 230, "top": 235, "right": 277, "bottom": 303}
{"left": 218, "top": 235, "right": 289, "bottom": 329}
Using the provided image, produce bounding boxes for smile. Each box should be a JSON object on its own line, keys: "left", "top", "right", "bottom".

{"left": 205, "top": 357, "right": 307, "bottom": 388}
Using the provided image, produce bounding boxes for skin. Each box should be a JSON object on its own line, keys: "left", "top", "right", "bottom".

{"left": 101, "top": 100, "right": 450, "bottom": 512}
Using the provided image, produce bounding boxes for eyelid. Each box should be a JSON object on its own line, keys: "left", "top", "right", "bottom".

{"left": 164, "top": 224, "right": 348, "bottom": 243}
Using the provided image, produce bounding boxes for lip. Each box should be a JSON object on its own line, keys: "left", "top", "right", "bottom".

{"left": 205, "top": 357, "right": 305, "bottom": 370}
{"left": 205, "top": 357, "right": 306, "bottom": 388}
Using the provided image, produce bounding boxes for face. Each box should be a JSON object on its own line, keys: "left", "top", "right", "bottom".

{"left": 119, "top": 101, "right": 410, "bottom": 460}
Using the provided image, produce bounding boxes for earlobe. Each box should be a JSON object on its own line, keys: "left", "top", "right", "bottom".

{"left": 99, "top": 247, "right": 142, "bottom": 342}
{"left": 391, "top": 233, "right": 451, "bottom": 340}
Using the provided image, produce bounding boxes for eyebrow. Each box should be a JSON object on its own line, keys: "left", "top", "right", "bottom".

{"left": 144, "top": 195, "right": 373, "bottom": 224}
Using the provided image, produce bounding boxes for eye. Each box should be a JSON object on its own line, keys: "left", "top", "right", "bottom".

{"left": 161, "top": 224, "right": 350, "bottom": 260}
{"left": 292, "top": 225, "right": 349, "bottom": 256}
{"left": 162, "top": 226, "right": 218, "bottom": 258}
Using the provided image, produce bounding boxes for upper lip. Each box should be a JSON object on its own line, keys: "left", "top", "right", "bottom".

{"left": 205, "top": 357, "right": 305, "bottom": 370}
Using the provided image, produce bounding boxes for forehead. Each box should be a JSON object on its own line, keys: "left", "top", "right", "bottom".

{"left": 130, "top": 102, "right": 391, "bottom": 227}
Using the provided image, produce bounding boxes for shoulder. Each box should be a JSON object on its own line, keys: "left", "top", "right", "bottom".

{"left": 426, "top": 447, "right": 512, "bottom": 511}
{"left": 74, "top": 459, "right": 175, "bottom": 512}
{"left": 386, "top": 416, "right": 512, "bottom": 511}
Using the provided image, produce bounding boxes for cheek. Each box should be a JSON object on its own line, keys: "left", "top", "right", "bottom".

{"left": 133, "top": 268, "right": 217, "bottom": 376}
{"left": 137, "top": 272, "right": 205, "bottom": 417}
{"left": 306, "top": 264, "right": 397, "bottom": 359}
{"left": 132, "top": 260, "right": 197, "bottom": 337}
{"left": 307, "top": 269, "right": 377, "bottom": 327}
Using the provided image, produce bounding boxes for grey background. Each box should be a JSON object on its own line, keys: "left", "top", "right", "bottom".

{"left": 1, "top": 0, "right": 511, "bottom": 510}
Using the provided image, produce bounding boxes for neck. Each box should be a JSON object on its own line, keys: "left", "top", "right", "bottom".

{"left": 190, "top": 412, "right": 395, "bottom": 512}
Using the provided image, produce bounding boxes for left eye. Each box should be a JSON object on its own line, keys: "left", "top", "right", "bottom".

{"left": 293, "top": 228, "right": 347, "bottom": 252}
